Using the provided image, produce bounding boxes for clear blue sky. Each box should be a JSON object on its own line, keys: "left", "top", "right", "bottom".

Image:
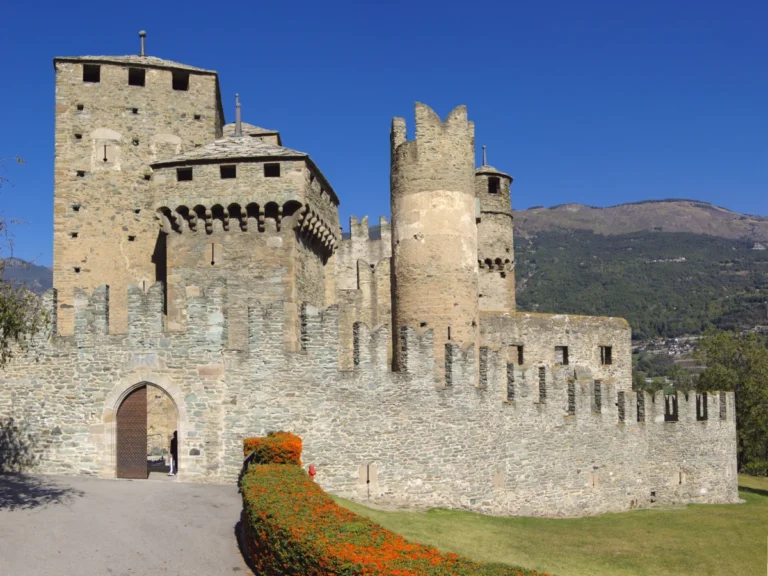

{"left": 1, "top": 0, "right": 766, "bottom": 266}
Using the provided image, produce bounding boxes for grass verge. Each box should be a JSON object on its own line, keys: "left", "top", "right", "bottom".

{"left": 334, "top": 475, "right": 768, "bottom": 576}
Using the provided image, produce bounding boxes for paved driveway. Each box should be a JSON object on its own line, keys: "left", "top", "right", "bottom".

{"left": 0, "top": 473, "right": 251, "bottom": 576}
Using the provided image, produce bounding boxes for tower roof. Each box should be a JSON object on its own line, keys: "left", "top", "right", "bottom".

{"left": 222, "top": 122, "right": 281, "bottom": 144}
{"left": 475, "top": 165, "right": 513, "bottom": 181}
{"left": 53, "top": 55, "right": 216, "bottom": 74}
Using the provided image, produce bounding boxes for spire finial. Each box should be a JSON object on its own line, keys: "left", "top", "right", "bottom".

{"left": 482, "top": 145, "right": 487, "bottom": 167}
{"left": 139, "top": 30, "right": 147, "bottom": 57}
{"left": 235, "top": 94, "right": 242, "bottom": 137}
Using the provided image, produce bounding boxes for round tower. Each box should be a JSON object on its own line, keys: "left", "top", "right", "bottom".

{"left": 390, "top": 103, "right": 478, "bottom": 377}
{"left": 475, "top": 156, "right": 515, "bottom": 311}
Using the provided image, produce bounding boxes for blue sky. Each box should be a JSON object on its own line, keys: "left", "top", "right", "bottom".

{"left": 1, "top": 0, "right": 766, "bottom": 266}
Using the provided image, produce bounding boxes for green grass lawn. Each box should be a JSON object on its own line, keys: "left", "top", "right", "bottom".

{"left": 334, "top": 475, "right": 768, "bottom": 576}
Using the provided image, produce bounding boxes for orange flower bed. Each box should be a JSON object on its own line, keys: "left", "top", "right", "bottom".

{"left": 243, "top": 431, "right": 302, "bottom": 466}
{"left": 240, "top": 435, "right": 550, "bottom": 576}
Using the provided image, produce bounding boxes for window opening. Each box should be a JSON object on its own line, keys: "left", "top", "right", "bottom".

{"left": 177, "top": 168, "right": 193, "bottom": 182}
{"left": 102, "top": 145, "right": 109, "bottom": 162}
{"left": 76, "top": 170, "right": 85, "bottom": 178}
{"left": 517, "top": 345, "right": 524, "bottom": 365}
{"left": 488, "top": 176, "right": 500, "bottom": 194}
{"left": 72, "top": 204, "right": 81, "bottom": 212}
{"left": 538, "top": 367, "right": 546, "bottom": 402}
{"left": 128, "top": 235, "right": 136, "bottom": 242}
{"left": 134, "top": 209, "right": 141, "bottom": 214}
{"left": 172, "top": 71, "right": 190, "bottom": 91}
{"left": 264, "top": 163, "right": 280, "bottom": 178}
{"left": 70, "top": 232, "right": 78, "bottom": 238}
{"left": 194, "top": 114, "right": 201, "bottom": 120}
{"left": 447, "top": 326, "right": 451, "bottom": 341}
{"left": 132, "top": 108, "right": 139, "bottom": 114}
{"left": 74, "top": 267, "right": 81, "bottom": 273}
{"left": 664, "top": 393, "right": 679, "bottom": 422}
{"left": 220, "top": 165, "right": 236, "bottom": 179}
{"left": 210, "top": 244, "right": 216, "bottom": 266}
{"left": 696, "top": 392, "right": 708, "bottom": 421}
{"left": 419, "top": 322, "right": 427, "bottom": 328}
{"left": 75, "top": 133, "right": 82, "bottom": 140}
{"left": 600, "top": 346, "right": 613, "bottom": 365}
{"left": 555, "top": 346, "right": 569, "bottom": 366}
{"left": 128, "top": 68, "right": 146, "bottom": 87}
{"left": 83, "top": 64, "right": 100, "bottom": 83}
{"left": 143, "top": 174, "right": 151, "bottom": 181}
{"left": 76, "top": 104, "right": 84, "bottom": 111}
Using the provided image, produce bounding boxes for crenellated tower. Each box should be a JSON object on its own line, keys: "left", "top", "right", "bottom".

{"left": 390, "top": 103, "right": 478, "bottom": 378}
{"left": 475, "top": 154, "right": 515, "bottom": 311}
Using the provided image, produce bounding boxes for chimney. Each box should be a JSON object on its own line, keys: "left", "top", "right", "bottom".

{"left": 139, "top": 30, "right": 147, "bottom": 57}
{"left": 235, "top": 94, "right": 242, "bottom": 137}
{"left": 482, "top": 145, "right": 487, "bottom": 167}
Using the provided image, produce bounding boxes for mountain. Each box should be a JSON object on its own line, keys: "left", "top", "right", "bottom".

{"left": 513, "top": 200, "right": 768, "bottom": 340}
{"left": 514, "top": 199, "right": 768, "bottom": 244}
{"left": 1, "top": 258, "right": 53, "bottom": 294}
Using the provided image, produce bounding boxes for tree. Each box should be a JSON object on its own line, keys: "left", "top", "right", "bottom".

{"left": 695, "top": 331, "right": 768, "bottom": 470}
{"left": 0, "top": 156, "right": 44, "bottom": 366}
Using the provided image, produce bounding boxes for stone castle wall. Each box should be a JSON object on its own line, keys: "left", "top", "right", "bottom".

{"left": 0, "top": 284, "right": 738, "bottom": 517}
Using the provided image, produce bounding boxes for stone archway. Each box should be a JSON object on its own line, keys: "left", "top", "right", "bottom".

{"left": 98, "top": 375, "right": 187, "bottom": 480}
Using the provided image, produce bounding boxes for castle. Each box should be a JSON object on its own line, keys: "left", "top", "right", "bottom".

{"left": 0, "top": 35, "right": 739, "bottom": 517}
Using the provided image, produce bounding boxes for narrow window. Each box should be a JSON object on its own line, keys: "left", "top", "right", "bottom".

{"left": 220, "top": 165, "right": 236, "bottom": 179}
{"left": 719, "top": 391, "right": 727, "bottom": 420}
{"left": 72, "top": 204, "right": 81, "bottom": 212}
{"left": 132, "top": 108, "right": 139, "bottom": 114}
{"left": 74, "top": 133, "right": 82, "bottom": 140}
{"left": 70, "top": 232, "right": 78, "bottom": 238}
{"left": 594, "top": 380, "right": 602, "bottom": 412}
{"left": 538, "top": 367, "right": 546, "bottom": 402}
{"left": 517, "top": 345, "right": 524, "bottom": 365}
{"left": 76, "top": 104, "right": 84, "bottom": 111}
{"left": 128, "top": 235, "right": 136, "bottom": 242}
{"left": 488, "top": 176, "right": 500, "bottom": 194}
{"left": 567, "top": 381, "right": 576, "bottom": 415}
{"left": 172, "top": 70, "right": 190, "bottom": 91}
{"left": 128, "top": 68, "right": 146, "bottom": 87}
{"left": 134, "top": 209, "right": 141, "bottom": 214}
{"left": 555, "top": 346, "right": 569, "bottom": 366}
{"left": 143, "top": 174, "right": 151, "bottom": 181}
{"left": 636, "top": 391, "right": 646, "bottom": 422}
{"left": 506, "top": 364, "right": 515, "bottom": 401}
{"left": 264, "top": 163, "right": 281, "bottom": 178}
{"left": 447, "top": 326, "right": 452, "bottom": 341}
{"left": 176, "top": 168, "right": 193, "bottom": 182}
{"left": 617, "top": 391, "right": 626, "bottom": 422}
{"left": 194, "top": 114, "right": 201, "bottom": 120}
{"left": 76, "top": 170, "right": 85, "bottom": 178}
{"left": 664, "top": 393, "right": 679, "bottom": 422}
{"left": 696, "top": 392, "right": 708, "bottom": 421}
{"left": 83, "top": 64, "right": 100, "bottom": 83}
{"left": 600, "top": 346, "right": 613, "bottom": 365}
{"left": 74, "top": 267, "right": 81, "bottom": 273}
{"left": 419, "top": 322, "right": 427, "bottom": 327}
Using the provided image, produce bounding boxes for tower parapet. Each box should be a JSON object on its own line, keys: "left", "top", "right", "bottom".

{"left": 390, "top": 103, "right": 478, "bottom": 379}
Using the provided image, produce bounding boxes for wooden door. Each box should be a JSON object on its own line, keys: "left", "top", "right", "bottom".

{"left": 117, "top": 385, "right": 148, "bottom": 479}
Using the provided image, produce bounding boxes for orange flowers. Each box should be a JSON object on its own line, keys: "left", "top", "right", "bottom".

{"left": 240, "top": 434, "right": 549, "bottom": 576}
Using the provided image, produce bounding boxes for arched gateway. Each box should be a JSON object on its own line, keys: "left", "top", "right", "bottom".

{"left": 115, "top": 383, "right": 178, "bottom": 479}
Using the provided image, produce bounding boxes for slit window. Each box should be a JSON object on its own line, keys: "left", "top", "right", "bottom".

{"left": 517, "top": 345, "right": 524, "bottom": 365}
{"left": 176, "top": 168, "right": 193, "bottom": 182}
{"left": 82, "top": 64, "right": 100, "bottom": 83}
{"left": 488, "top": 176, "right": 500, "bottom": 194}
{"left": 172, "top": 71, "right": 190, "bottom": 91}
{"left": 128, "top": 68, "right": 146, "bottom": 87}
{"left": 220, "top": 165, "right": 236, "bottom": 179}
{"left": 600, "top": 346, "right": 613, "bottom": 365}
{"left": 555, "top": 346, "right": 569, "bottom": 366}
{"left": 264, "top": 163, "right": 281, "bottom": 178}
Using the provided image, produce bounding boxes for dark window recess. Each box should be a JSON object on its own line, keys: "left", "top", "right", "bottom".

{"left": 517, "top": 345, "right": 524, "bottom": 365}
{"left": 134, "top": 209, "right": 141, "bottom": 214}
{"left": 76, "top": 104, "right": 84, "bottom": 111}
{"left": 70, "top": 232, "right": 78, "bottom": 238}
{"left": 72, "top": 204, "right": 81, "bottom": 212}
{"left": 264, "top": 163, "right": 281, "bottom": 178}
{"left": 74, "top": 133, "right": 83, "bottom": 140}
{"left": 488, "top": 176, "right": 500, "bottom": 194}
{"left": 76, "top": 170, "right": 85, "bottom": 178}
{"left": 172, "top": 70, "right": 190, "bottom": 91}
{"left": 194, "top": 114, "right": 201, "bottom": 120}
{"left": 594, "top": 380, "right": 602, "bottom": 412}
{"left": 419, "top": 322, "right": 427, "bottom": 328}
{"left": 447, "top": 326, "right": 452, "bottom": 341}
{"left": 637, "top": 391, "right": 646, "bottom": 422}
{"left": 132, "top": 139, "right": 139, "bottom": 146}
{"left": 696, "top": 392, "right": 708, "bottom": 421}
{"left": 600, "top": 346, "right": 613, "bottom": 365}
{"left": 664, "top": 393, "right": 679, "bottom": 422}
{"left": 555, "top": 346, "right": 569, "bottom": 366}
{"left": 220, "top": 165, "right": 236, "bottom": 179}
{"left": 506, "top": 364, "right": 515, "bottom": 401}
{"left": 176, "top": 168, "right": 193, "bottom": 182}
{"left": 74, "top": 267, "right": 81, "bottom": 273}
{"left": 132, "top": 108, "right": 139, "bottom": 114}
{"left": 83, "top": 64, "right": 100, "bottom": 83}
{"left": 128, "top": 68, "right": 146, "bottom": 87}
{"left": 618, "top": 391, "right": 626, "bottom": 422}
{"left": 143, "top": 174, "right": 151, "bottom": 181}
{"left": 538, "top": 367, "right": 546, "bottom": 402}
{"left": 128, "top": 235, "right": 136, "bottom": 242}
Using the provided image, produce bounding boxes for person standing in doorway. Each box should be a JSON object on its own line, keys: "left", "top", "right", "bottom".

{"left": 168, "top": 431, "right": 178, "bottom": 476}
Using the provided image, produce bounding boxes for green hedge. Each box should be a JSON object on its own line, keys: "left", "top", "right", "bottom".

{"left": 240, "top": 437, "right": 550, "bottom": 575}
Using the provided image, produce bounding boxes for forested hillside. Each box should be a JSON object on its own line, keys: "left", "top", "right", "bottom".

{"left": 515, "top": 230, "right": 768, "bottom": 340}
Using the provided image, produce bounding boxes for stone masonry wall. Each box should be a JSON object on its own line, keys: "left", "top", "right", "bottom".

{"left": 53, "top": 59, "right": 221, "bottom": 335}
{"left": 0, "top": 284, "right": 738, "bottom": 517}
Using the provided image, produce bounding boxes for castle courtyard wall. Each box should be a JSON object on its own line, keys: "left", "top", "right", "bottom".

{"left": 0, "top": 284, "right": 738, "bottom": 517}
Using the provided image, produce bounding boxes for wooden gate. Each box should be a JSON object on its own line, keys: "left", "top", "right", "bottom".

{"left": 117, "top": 385, "right": 148, "bottom": 479}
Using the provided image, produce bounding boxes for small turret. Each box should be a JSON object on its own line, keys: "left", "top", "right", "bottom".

{"left": 475, "top": 153, "right": 515, "bottom": 311}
